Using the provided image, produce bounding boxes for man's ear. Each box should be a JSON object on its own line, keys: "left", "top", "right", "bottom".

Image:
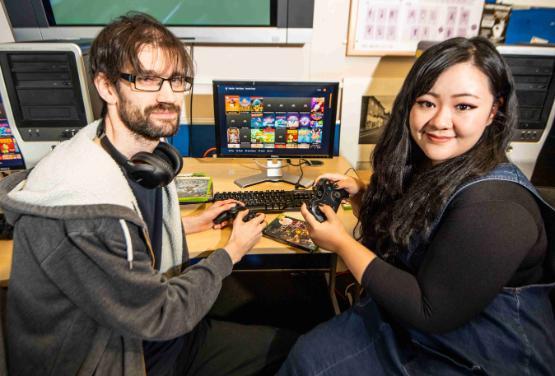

{"left": 94, "top": 73, "right": 118, "bottom": 106}
{"left": 487, "top": 98, "right": 502, "bottom": 126}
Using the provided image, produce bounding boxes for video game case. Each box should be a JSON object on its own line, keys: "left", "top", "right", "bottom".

{"left": 262, "top": 214, "right": 318, "bottom": 253}
{"left": 175, "top": 174, "right": 213, "bottom": 204}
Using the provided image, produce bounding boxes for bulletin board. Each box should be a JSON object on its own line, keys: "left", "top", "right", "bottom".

{"left": 347, "top": 0, "right": 484, "bottom": 56}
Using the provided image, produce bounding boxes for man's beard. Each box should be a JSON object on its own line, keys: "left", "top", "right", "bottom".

{"left": 118, "top": 96, "right": 180, "bottom": 141}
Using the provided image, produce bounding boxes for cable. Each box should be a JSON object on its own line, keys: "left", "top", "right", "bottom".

{"left": 294, "top": 161, "right": 305, "bottom": 190}
{"left": 286, "top": 158, "right": 311, "bottom": 189}
{"left": 202, "top": 147, "right": 217, "bottom": 158}
{"left": 253, "top": 159, "right": 298, "bottom": 170}
{"left": 343, "top": 167, "right": 360, "bottom": 179}
{"left": 187, "top": 44, "right": 195, "bottom": 157}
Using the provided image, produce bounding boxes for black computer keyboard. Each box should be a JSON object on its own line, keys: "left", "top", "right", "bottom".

{"left": 213, "top": 189, "right": 314, "bottom": 213}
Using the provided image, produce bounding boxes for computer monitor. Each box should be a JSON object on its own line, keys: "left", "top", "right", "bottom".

{"left": 0, "top": 96, "right": 25, "bottom": 172}
{"left": 5, "top": 0, "right": 315, "bottom": 45}
{"left": 213, "top": 80, "right": 339, "bottom": 188}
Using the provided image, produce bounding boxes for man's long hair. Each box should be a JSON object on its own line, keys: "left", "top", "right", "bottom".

{"left": 358, "top": 37, "right": 518, "bottom": 261}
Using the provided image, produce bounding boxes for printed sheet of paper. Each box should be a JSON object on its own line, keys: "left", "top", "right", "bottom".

{"left": 349, "top": 0, "right": 484, "bottom": 55}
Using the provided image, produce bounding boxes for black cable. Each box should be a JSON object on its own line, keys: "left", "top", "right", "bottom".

{"left": 285, "top": 158, "right": 311, "bottom": 189}
{"left": 294, "top": 161, "right": 306, "bottom": 190}
{"left": 343, "top": 167, "right": 360, "bottom": 178}
{"left": 188, "top": 44, "right": 195, "bottom": 157}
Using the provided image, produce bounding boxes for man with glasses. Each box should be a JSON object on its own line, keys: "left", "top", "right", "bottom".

{"left": 0, "top": 13, "right": 296, "bottom": 375}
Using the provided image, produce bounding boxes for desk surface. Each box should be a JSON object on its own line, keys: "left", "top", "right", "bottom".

{"left": 180, "top": 157, "right": 358, "bottom": 259}
{"left": 0, "top": 156, "right": 359, "bottom": 284}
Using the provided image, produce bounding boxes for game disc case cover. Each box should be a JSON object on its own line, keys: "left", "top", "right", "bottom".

{"left": 263, "top": 214, "right": 318, "bottom": 252}
{"left": 175, "top": 174, "right": 213, "bottom": 203}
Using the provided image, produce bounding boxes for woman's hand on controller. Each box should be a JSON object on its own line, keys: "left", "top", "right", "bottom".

{"left": 301, "top": 203, "right": 350, "bottom": 254}
{"left": 224, "top": 210, "right": 267, "bottom": 264}
{"left": 316, "top": 173, "right": 365, "bottom": 197}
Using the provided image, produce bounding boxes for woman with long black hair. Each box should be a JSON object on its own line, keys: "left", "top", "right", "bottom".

{"left": 279, "top": 37, "right": 555, "bottom": 375}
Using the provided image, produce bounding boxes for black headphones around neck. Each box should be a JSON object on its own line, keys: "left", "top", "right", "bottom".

{"left": 97, "top": 120, "right": 183, "bottom": 189}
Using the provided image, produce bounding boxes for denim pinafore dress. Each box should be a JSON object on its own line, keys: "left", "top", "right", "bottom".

{"left": 398, "top": 163, "right": 555, "bottom": 375}
{"left": 279, "top": 163, "right": 555, "bottom": 376}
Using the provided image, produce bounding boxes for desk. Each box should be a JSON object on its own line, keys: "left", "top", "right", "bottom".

{"left": 0, "top": 157, "right": 359, "bottom": 306}
{"left": 0, "top": 240, "right": 11, "bottom": 287}
{"left": 180, "top": 157, "right": 357, "bottom": 258}
{"left": 181, "top": 157, "right": 357, "bottom": 314}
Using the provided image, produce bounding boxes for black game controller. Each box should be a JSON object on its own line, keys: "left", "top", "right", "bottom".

{"left": 307, "top": 178, "right": 349, "bottom": 222}
{"left": 213, "top": 204, "right": 260, "bottom": 225}
{"left": 213, "top": 204, "right": 247, "bottom": 225}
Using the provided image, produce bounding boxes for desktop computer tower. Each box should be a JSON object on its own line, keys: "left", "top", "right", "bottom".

{"left": 498, "top": 45, "right": 555, "bottom": 182}
{"left": 0, "top": 42, "right": 101, "bottom": 167}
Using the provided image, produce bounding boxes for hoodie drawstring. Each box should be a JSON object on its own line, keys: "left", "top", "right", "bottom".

{"left": 119, "top": 219, "right": 133, "bottom": 270}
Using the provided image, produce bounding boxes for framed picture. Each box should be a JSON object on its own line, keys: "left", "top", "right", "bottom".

{"left": 341, "top": 77, "right": 404, "bottom": 169}
{"left": 358, "top": 95, "right": 395, "bottom": 144}
{"left": 347, "top": 0, "right": 484, "bottom": 56}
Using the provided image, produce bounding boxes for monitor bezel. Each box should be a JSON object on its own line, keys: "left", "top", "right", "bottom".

{"left": 212, "top": 80, "right": 339, "bottom": 159}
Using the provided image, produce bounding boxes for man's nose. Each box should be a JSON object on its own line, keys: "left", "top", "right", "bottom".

{"left": 156, "top": 80, "right": 175, "bottom": 102}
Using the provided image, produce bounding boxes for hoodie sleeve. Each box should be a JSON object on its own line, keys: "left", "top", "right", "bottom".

{"left": 38, "top": 217, "right": 233, "bottom": 341}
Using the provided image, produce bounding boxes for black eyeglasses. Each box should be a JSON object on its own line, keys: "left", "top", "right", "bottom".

{"left": 119, "top": 73, "right": 193, "bottom": 92}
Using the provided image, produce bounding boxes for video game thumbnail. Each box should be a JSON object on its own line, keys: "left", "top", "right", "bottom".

{"left": 239, "top": 97, "right": 251, "bottom": 112}
{"left": 299, "top": 113, "right": 310, "bottom": 127}
{"left": 310, "top": 97, "right": 325, "bottom": 120}
{"left": 263, "top": 113, "right": 275, "bottom": 127}
{"left": 225, "top": 95, "right": 240, "bottom": 112}
{"left": 251, "top": 113, "right": 263, "bottom": 128}
{"left": 0, "top": 122, "right": 12, "bottom": 137}
{"left": 275, "top": 113, "right": 287, "bottom": 128}
{"left": 227, "top": 128, "right": 240, "bottom": 144}
{"left": 310, "top": 120, "right": 324, "bottom": 128}
{"left": 262, "top": 127, "right": 275, "bottom": 143}
{"left": 298, "top": 128, "right": 312, "bottom": 143}
{"left": 310, "top": 128, "right": 322, "bottom": 143}
{"left": 0, "top": 137, "right": 18, "bottom": 154}
{"left": 286, "top": 129, "right": 298, "bottom": 143}
{"left": 287, "top": 113, "right": 299, "bottom": 128}
{"left": 251, "top": 97, "right": 264, "bottom": 112}
{"left": 251, "top": 128, "right": 265, "bottom": 143}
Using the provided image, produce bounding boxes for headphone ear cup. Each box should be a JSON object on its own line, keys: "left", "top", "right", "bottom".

{"left": 128, "top": 152, "right": 174, "bottom": 189}
{"left": 153, "top": 142, "right": 183, "bottom": 177}
{"left": 100, "top": 132, "right": 183, "bottom": 189}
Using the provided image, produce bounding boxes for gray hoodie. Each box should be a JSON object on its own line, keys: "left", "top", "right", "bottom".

{"left": 0, "top": 121, "right": 233, "bottom": 375}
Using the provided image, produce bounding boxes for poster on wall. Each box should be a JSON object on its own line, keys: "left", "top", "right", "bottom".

{"left": 347, "top": 0, "right": 484, "bottom": 56}
{"left": 358, "top": 95, "right": 395, "bottom": 144}
{"left": 341, "top": 78, "right": 404, "bottom": 169}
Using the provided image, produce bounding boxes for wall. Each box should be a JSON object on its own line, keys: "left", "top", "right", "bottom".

{"left": 0, "top": 0, "right": 415, "bottom": 162}
{"left": 183, "top": 0, "right": 414, "bottom": 162}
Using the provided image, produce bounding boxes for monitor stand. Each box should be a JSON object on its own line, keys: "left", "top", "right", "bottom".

{"left": 234, "top": 159, "right": 314, "bottom": 188}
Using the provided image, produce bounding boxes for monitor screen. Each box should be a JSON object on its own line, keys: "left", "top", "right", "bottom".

{"left": 213, "top": 81, "right": 339, "bottom": 159}
{"left": 0, "top": 98, "right": 25, "bottom": 171}
{"left": 42, "top": 0, "right": 275, "bottom": 27}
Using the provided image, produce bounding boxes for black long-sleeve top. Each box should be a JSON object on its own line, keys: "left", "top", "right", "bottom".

{"left": 362, "top": 180, "right": 547, "bottom": 334}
